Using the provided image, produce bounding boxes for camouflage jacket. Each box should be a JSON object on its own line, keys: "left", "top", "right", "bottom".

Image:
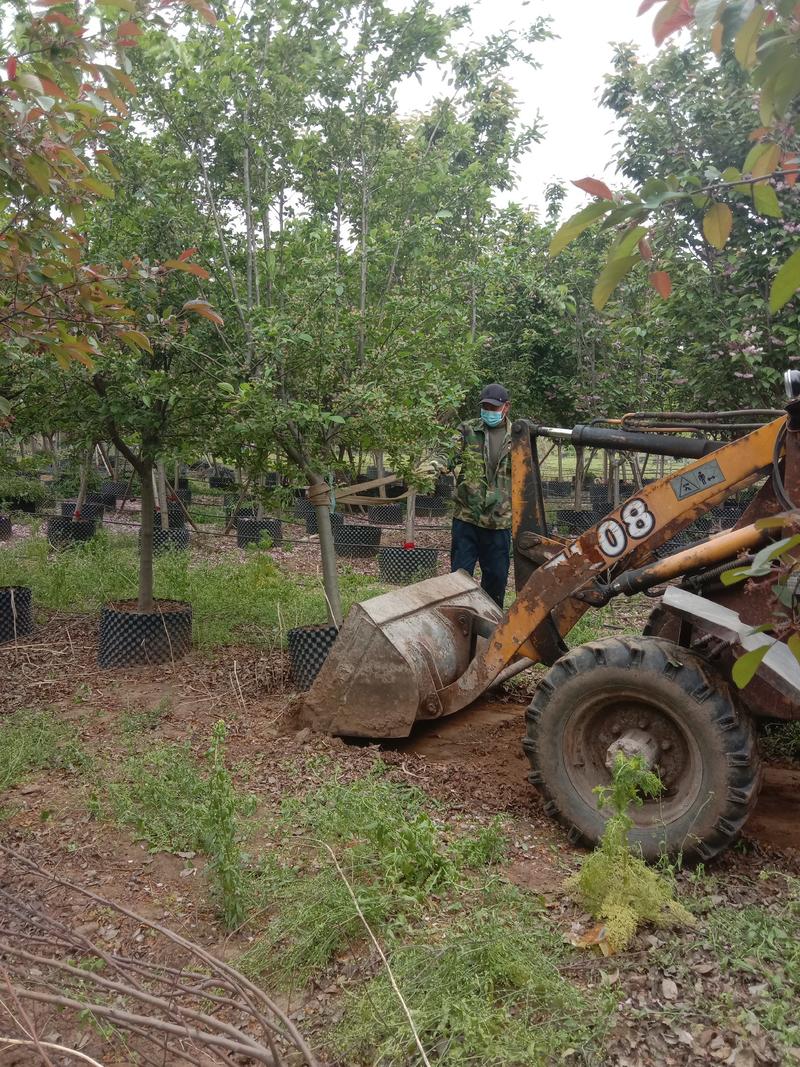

{"left": 437, "top": 416, "right": 512, "bottom": 530}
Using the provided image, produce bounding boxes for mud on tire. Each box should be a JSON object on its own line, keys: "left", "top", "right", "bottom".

{"left": 522, "top": 636, "right": 761, "bottom": 863}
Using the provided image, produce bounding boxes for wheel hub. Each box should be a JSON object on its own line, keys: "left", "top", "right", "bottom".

{"left": 605, "top": 728, "right": 659, "bottom": 773}
{"left": 564, "top": 688, "right": 703, "bottom": 825}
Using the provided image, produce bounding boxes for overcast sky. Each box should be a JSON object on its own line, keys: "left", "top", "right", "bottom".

{"left": 398, "top": 0, "right": 659, "bottom": 217}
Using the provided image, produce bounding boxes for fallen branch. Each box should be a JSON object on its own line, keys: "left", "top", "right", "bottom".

{"left": 0, "top": 842, "right": 320, "bottom": 1067}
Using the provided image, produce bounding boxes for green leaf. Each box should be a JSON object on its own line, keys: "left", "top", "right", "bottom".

{"left": 753, "top": 182, "right": 781, "bottom": 218}
{"left": 694, "top": 0, "right": 723, "bottom": 34}
{"left": 761, "top": 533, "right": 800, "bottom": 564}
{"left": 610, "top": 225, "right": 648, "bottom": 261}
{"left": 743, "top": 142, "right": 772, "bottom": 175}
{"left": 549, "top": 202, "right": 612, "bottom": 257}
{"left": 733, "top": 5, "right": 764, "bottom": 69}
{"left": 703, "top": 203, "right": 733, "bottom": 249}
{"left": 720, "top": 566, "right": 751, "bottom": 586}
{"left": 80, "top": 175, "right": 115, "bottom": 199}
{"left": 788, "top": 633, "right": 800, "bottom": 665}
{"left": 17, "top": 72, "right": 44, "bottom": 95}
{"left": 769, "top": 248, "right": 800, "bottom": 312}
{"left": 731, "top": 644, "right": 769, "bottom": 689}
{"left": 96, "top": 0, "right": 137, "bottom": 10}
{"left": 23, "top": 155, "right": 51, "bottom": 195}
{"left": 118, "top": 329, "right": 152, "bottom": 352}
{"left": 592, "top": 255, "right": 639, "bottom": 312}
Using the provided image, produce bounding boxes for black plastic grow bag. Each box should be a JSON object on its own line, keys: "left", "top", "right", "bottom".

{"left": 98, "top": 599, "right": 192, "bottom": 668}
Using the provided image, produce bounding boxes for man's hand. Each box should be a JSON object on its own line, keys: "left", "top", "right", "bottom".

{"left": 414, "top": 458, "right": 438, "bottom": 478}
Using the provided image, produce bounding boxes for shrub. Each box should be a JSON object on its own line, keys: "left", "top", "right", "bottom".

{"left": 567, "top": 753, "right": 694, "bottom": 951}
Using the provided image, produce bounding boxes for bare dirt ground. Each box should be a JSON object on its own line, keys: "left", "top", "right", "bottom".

{"left": 2, "top": 507, "right": 800, "bottom": 1065}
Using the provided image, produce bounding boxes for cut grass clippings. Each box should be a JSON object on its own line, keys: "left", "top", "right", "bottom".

{"left": 0, "top": 532, "right": 387, "bottom": 647}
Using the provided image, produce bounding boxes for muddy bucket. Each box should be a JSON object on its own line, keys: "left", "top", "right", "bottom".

{"left": 300, "top": 571, "right": 502, "bottom": 738}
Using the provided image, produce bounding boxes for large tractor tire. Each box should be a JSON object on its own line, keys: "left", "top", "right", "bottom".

{"left": 522, "top": 636, "right": 761, "bottom": 863}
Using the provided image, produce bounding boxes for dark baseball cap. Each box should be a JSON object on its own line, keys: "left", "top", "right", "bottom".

{"left": 480, "top": 383, "right": 509, "bottom": 406}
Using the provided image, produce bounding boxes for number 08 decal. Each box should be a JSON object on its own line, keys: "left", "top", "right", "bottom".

{"left": 597, "top": 498, "right": 656, "bottom": 559}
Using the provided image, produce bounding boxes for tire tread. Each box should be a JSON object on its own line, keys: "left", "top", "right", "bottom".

{"left": 524, "top": 636, "right": 760, "bottom": 863}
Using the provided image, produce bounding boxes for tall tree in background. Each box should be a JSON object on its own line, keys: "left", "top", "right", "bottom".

{"left": 550, "top": 0, "right": 800, "bottom": 412}
{"left": 120, "top": 0, "right": 549, "bottom": 620}
{"left": 0, "top": 0, "right": 217, "bottom": 403}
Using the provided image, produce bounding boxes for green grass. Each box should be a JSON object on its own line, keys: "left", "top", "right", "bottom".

{"left": 0, "top": 708, "right": 87, "bottom": 793}
{"left": 241, "top": 761, "right": 478, "bottom": 985}
{"left": 96, "top": 738, "right": 255, "bottom": 855}
{"left": 0, "top": 532, "right": 387, "bottom": 647}
{"left": 703, "top": 875, "right": 800, "bottom": 1054}
{"left": 335, "top": 885, "right": 613, "bottom": 1067}
{"left": 240, "top": 760, "right": 615, "bottom": 1064}
{"left": 93, "top": 723, "right": 256, "bottom": 925}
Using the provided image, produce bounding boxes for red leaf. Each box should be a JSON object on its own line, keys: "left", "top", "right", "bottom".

{"left": 6, "top": 57, "right": 17, "bottom": 81}
{"left": 781, "top": 153, "right": 799, "bottom": 187}
{"left": 116, "top": 19, "right": 142, "bottom": 36}
{"left": 177, "top": 247, "right": 198, "bottom": 262}
{"left": 649, "top": 271, "right": 672, "bottom": 299}
{"left": 637, "top": 0, "right": 661, "bottom": 13}
{"left": 653, "top": 0, "right": 693, "bottom": 45}
{"left": 164, "top": 259, "right": 209, "bottom": 278}
{"left": 39, "top": 76, "right": 67, "bottom": 100}
{"left": 638, "top": 237, "right": 654, "bottom": 262}
{"left": 572, "top": 177, "right": 614, "bottom": 201}
{"left": 183, "top": 299, "right": 223, "bottom": 326}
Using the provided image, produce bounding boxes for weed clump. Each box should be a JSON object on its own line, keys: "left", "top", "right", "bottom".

{"left": 97, "top": 722, "right": 254, "bottom": 927}
{"left": 568, "top": 753, "right": 694, "bottom": 952}
{"left": 704, "top": 875, "right": 800, "bottom": 1052}
{"left": 241, "top": 762, "right": 506, "bottom": 986}
{"left": 335, "top": 885, "right": 613, "bottom": 1066}
{"left": 0, "top": 709, "right": 87, "bottom": 793}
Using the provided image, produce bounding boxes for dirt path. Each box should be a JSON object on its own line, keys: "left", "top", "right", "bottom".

{"left": 387, "top": 695, "right": 800, "bottom": 854}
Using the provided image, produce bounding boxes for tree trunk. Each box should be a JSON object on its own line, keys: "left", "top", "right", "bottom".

{"left": 404, "top": 488, "right": 416, "bottom": 545}
{"left": 139, "top": 461, "right": 155, "bottom": 613}
{"left": 74, "top": 449, "right": 91, "bottom": 518}
{"left": 357, "top": 155, "right": 369, "bottom": 363}
{"left": 156, "top": 462, "right": 169, "bottom": 529}
{"left": 315, "top": 501, "right": 343, "bottom": 627}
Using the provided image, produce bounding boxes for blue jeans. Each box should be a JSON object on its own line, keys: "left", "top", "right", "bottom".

{"left": 450, "top": 518, "right": 511, "bottom": 609}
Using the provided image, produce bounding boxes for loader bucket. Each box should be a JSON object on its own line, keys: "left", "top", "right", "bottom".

{"left": 300, "top": 571, "right": 504, "bottom": 738}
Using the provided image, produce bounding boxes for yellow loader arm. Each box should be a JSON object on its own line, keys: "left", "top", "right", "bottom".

{"left": 302, "top": 412, "right": 796, "bottom": 737}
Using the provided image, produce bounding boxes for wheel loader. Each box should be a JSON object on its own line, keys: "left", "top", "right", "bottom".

{"left": 301, "top": 376, "right": 800, "bottom": 863}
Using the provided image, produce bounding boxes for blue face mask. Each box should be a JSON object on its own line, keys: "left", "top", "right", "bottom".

{"left": 480, "top": 408, "right": 504, "bottom": 428}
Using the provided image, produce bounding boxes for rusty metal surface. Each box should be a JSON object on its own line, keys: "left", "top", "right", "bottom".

{"left": 511, "top": 420, "right": 548, "bottom": 591}
{"left": 438, "top": 417, "right": 785, "bottom": 717}
{"left": 306, "top": 415, "right": 792, "bottom": 739}
{"left": 300, "top": 571, "right": 502, "bottom": 738}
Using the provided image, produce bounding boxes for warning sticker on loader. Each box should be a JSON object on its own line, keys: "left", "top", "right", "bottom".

{"left": 669, "top": 459, "right": 725, "bottom": 501}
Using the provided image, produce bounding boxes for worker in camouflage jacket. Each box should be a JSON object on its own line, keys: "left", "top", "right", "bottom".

{"left": 429, "top": 383, "right": 512, "bottom": 608}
